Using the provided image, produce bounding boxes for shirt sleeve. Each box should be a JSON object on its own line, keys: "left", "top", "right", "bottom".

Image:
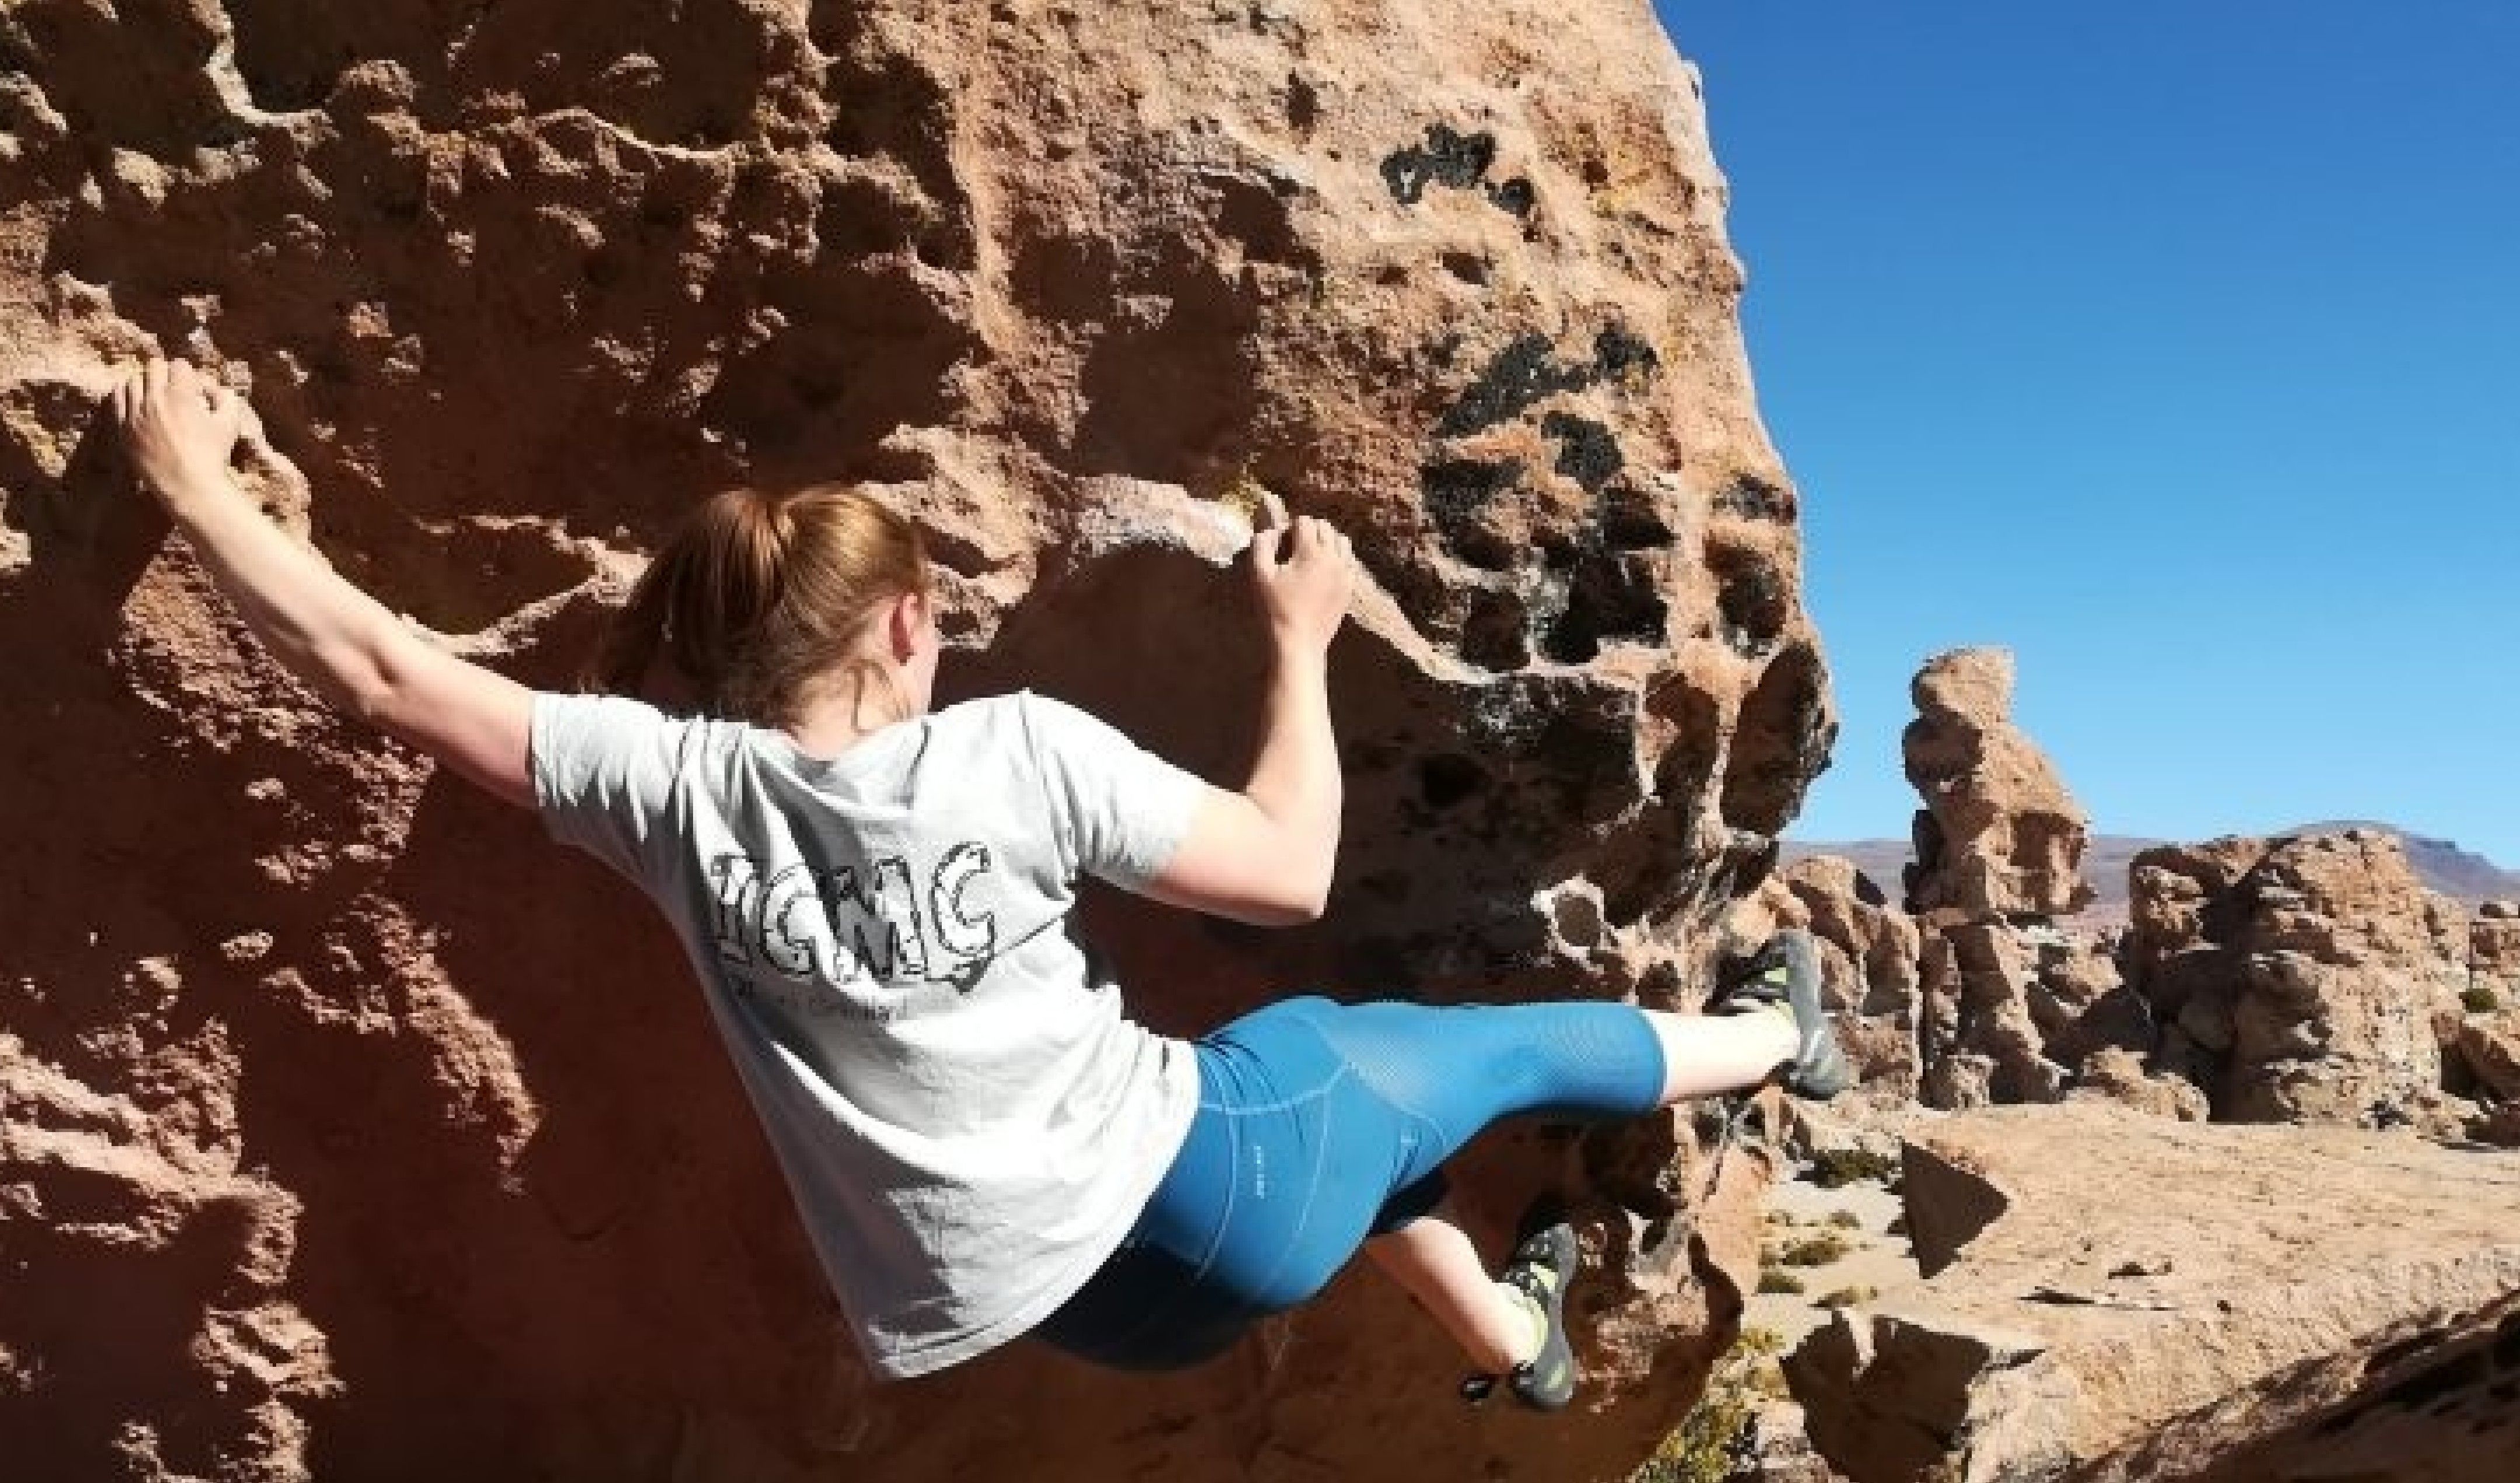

{"left": 528, "top": 691, "right": 695, "bottom": 883}
{"left": 1015, "top": 691, "right": 1207, "bottom": 890}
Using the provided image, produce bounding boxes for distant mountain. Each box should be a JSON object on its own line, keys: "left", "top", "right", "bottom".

{"left": 1783, "top": 823, "right": 2520, "bottom": 914}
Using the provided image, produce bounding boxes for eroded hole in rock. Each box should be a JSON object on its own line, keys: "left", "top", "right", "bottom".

{"left": 699, "top": 261, "right": 970, "bottom": 463}
{"left": 1706, "top": 537, "right": 1787, "bottom": 655}
{"left": 1416, "top": 754, "right": 1485, "bottom": 811}
{"left": 452, "top": 0, "right": 796, "bottom": 148}
{"left": 225, "top": 0, "right": 458, "bottom": 113}
{"left": 815, "top": 171, "right": 932, "bottom": 261}
{"left": 1597, "top": 483, "right": 1673, "bottom": 549}
{"left": 1460, "top": 586, "right": 1532, "bottom": 671}
{"left": 8, "top": 0, "right": 232, "bottom": 153}
{"left": 1720, "top": 641, "right": 1832, "bottom": 836}
{"left": 1592, "top": 804, "right": 1691, "bottom": 929}
{"left": 1073, "top": 263, "right": 1261, "bottom": 487}
{"left": 1648, "top": 680, "right": 1721, "bottom": 804}
{"left": 1540, "top": 550, "right": 1665, "bottom": 664}
{"left": 1283, "top": 72, "right": 1320, "bottom": 133}
{"left": 824, "top": 47, "right": 964, "bottom": 213}
{"left": 1208, "top": 173, "right": 1310, "bottom": 270}
{"left": 1439, "top": 250, "right": 1488, "bottom": 286}
{"left": 1421, "top": 456, "right": 1522, "bottom": 571}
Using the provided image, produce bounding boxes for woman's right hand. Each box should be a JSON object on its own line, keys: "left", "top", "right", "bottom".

{"left": 113, "top": 358, "right": 248, "bottom": 514}
{"left": 1248, "top": 514, "right": 1353, "bottom": 656}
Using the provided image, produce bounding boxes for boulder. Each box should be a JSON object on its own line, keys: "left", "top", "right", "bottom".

{"left": 2126, "top": 831, "right": 2470, "bottom": 1126}
{"left": 1900, "top": 648, "right": 2093, "bottom": 918}
{"left": 1730, "top": 854, "right": 1924, "bottom": 1097}
{"left": 0, "top": 1, "right": 1826, "bottom": 1478}
{"left": 1786, "top": 1103, "right": 2520, "bottom": 1483}
{"left": 2476, "top": 901, "right": 2520, "bottom": 1008}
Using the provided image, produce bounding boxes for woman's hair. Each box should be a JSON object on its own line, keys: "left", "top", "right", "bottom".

{"left": 589, "top": 483, "right": 931, "bottom": 726}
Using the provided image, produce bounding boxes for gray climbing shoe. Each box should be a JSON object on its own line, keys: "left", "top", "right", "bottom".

{"left": 1459, "top": 1201, "right": 1581, "bottom": 1412}
{"left": 1717, "top": 929, "right": 1853, "bottom": 1100}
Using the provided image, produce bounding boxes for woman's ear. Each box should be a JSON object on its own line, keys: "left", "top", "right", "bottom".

{"left": 886, "top": 590, "right": 930, "bottom": 662}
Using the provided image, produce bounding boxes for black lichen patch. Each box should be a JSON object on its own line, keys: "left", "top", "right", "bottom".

{"left": 1416, "top": 754, "right": 1487, "bottom": 810}
{"left": 1380, "top": 124, "right": 1498, "bottom": 205}
{"left": 1433, "top": 325, "right": 1659, "bottom": 438}
{"left": 1539, "top": 411, "right": 1622, "bottom": 493}
{"left": 1714, "top": 472, "right": 1794, "bottom": 521}
{"left": 1593, "top": 325, "right": 1659, "bottom": 383}
{"left": 1421, "top": 456, "right": 1522, "bottom": 570}
{"left": 1460, "top": 587, "right": 1532, "bottom": 671}
{"left": 1707, "top": 540, "right": 1789, "bottom": 656}
{"left": 1484, "top": 177, "right": 1535, "bottom": 216}
{"left": 1597, "top": 485, "right": 1673, "bottom": 549}
{"left": 1540, "top": 549, "right": 1668, "bottom": 664}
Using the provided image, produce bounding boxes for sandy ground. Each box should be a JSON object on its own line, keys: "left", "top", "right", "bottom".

{"left": 1745, "top": 1165, "right": 1917, "bottom": 1349}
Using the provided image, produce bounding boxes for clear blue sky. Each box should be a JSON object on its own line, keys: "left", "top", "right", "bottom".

{"left": 1662, "top": 2, "right": 2520, "bottom": 865}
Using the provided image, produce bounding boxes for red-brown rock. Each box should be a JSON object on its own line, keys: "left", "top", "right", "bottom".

{"left": 0, "top": 2, "right": 1825, "bottom": 1478}
{"left": 1787, "top": 1103, "right": 2520, "bottom": 1483}
{"left": 1900, "top": 649, "right": 2093, "bottom": 919}
{"left": 2126, "top": 831, "right": 2470, "bottom": 1127}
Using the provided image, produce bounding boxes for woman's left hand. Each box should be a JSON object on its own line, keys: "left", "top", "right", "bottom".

{"left": 114, "top": 358, "right": 249, "bottom": 514}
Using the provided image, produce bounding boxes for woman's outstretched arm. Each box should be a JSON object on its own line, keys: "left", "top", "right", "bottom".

{"left": 115, "top": 358, "right": 535, "bottom": 807}
{"left": 1141, "top": 515, "right": 1352, "bottom": 925}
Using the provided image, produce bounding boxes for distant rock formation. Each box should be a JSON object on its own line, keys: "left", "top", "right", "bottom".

{"left": 1901, "top": 647, "right": 2094, "bottom": 920}
{"left": 1787, "top": 1103, "right": 2520, "bottom": 1483}
{"left": 1731, "top": 854, "right": 1924, "bottom": 1098}
{"left": 2126, "top": 829, "right": 2472, "bottom": 1130}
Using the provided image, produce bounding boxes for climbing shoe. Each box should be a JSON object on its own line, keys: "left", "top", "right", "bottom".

{"left": 1717, "top": 928, "right": 1854, "bottom": 1100}
{"left": 1460, "top": 1200, "right": 1581, "bottom": 1411}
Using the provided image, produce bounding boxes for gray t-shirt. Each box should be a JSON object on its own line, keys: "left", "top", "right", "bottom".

{"left": 530, "top": 688, "right": 1207, "bottom": 1377}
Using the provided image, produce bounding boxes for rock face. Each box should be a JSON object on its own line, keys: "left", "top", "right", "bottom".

{"left": 1787, "top": 1103, "right": 2520, "bottom": 1483}
{"left": 2126, "top": 830, "right": 2470, "bottom": 1127}
{"left": 2477, "top": 901, "right": 2520, "bottom": 1005}
{"left": 1731, "top": 855, "right": 1924, "bottom": 1099}
{"left": 0, "top": 2, "right": 1828, "bottom": 1479}
{"left": 1901, "top": 647, "right": 2093, "bottom": 920}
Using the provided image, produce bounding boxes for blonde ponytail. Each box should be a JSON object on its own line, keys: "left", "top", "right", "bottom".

{"left": 588, "top": 485, "right": 930, "bottom": 726}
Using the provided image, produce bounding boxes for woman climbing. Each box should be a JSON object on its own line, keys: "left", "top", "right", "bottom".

{"left": 112, "top": 358, "right": 1849, "bottom": 1409}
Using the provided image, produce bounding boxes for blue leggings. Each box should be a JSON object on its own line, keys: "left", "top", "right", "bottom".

{"left": 1033, "top": 995, "right": 1667, "bottom": 1370}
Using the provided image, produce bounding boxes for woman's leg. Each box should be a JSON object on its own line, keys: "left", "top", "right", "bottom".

{"left": 1333, "top": 930, "right": 1840, "bottom": 1401}
{"left": 1363, "top": 1202, "right": 1535, "bottom": 1373}
{"left": 1644, "top": 1006, "right": 1797, "bottom": 1101}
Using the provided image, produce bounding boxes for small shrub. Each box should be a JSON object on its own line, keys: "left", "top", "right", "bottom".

{"left": 1825, "top": 1210, "right": 1863, "bottom": 1230}
{"left": 1631, "top": 1329, "right": 1784, "bottom": 1483}
{"left": 1816, "top": 1284, "right": 1878, "bottom": 1310}
{"left": 2466, "top": 983, "right": 2501, "bottom": 1015}
{"left": 1807, "top": 1146, "right": 1899, "bottom": 1189}
{"left": 1756, "top": 1268, "right": 1805, "bottom": 1295}
{"left": 1778, "top": 1232, "right": 1853, "bottom": 1268}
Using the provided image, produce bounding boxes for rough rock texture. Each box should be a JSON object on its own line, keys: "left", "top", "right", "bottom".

{"left": 1729, "top": 855, "right": 1923, "bottom": 1099}
{"left": 2477, "top": 900, "right": 2520, "bottom": 1005}
{"left": 1787, "top": 1103, "right": 2520, "bottom": 1483}
{"left": 1901, "top": 648, "right": 2092, "bottom": 920}
{"left": 0, "top": 2, "right": 1830, "bottom": 1478}
{"left": 2126, "top": 830, "right": 2471, "bottom": 1127}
